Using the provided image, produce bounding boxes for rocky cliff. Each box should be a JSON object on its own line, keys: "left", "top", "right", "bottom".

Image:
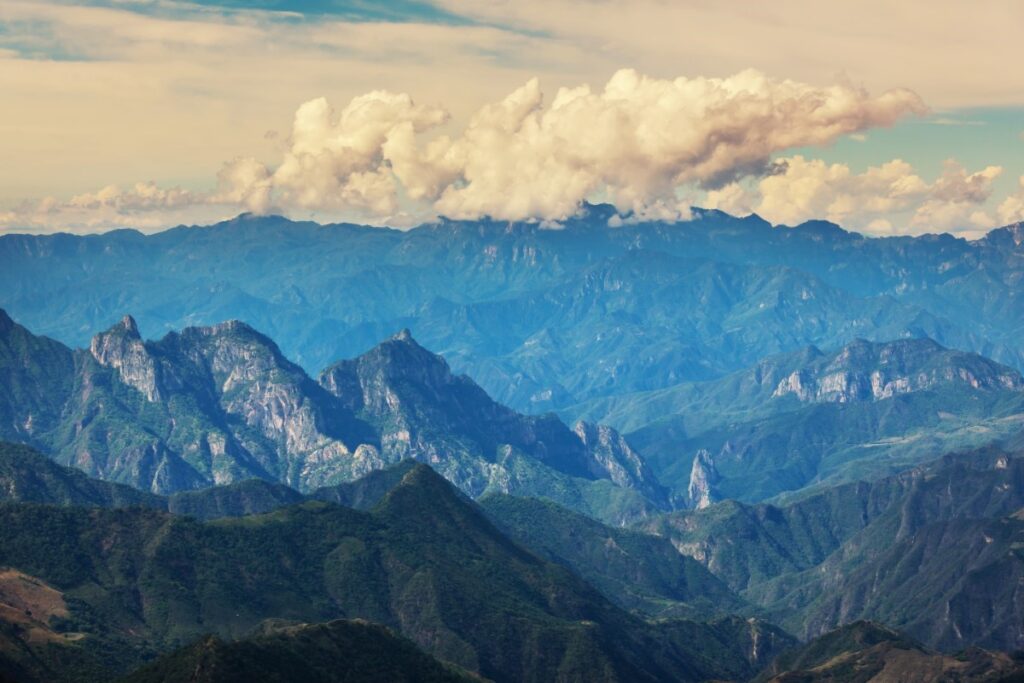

{"left": 1, "top": 310, "right": 667, "bottom": 522}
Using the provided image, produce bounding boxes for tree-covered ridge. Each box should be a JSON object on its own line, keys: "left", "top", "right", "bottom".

{"left": 642, "top": 447, "right": 1024, "bottom": 650}
{"left": 0, "top": 461, "right": 792, "bottom": 682}
{"left": 117, "top": 619, "right": 481, "bottom": 683}
{"left": 754, "top": 621, "right": 1024, "bottom": 682}
{"left": 479, "top": 493, "right": 745, "bottom": 619}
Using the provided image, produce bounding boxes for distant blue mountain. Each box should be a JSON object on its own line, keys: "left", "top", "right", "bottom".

{"left": 2, "top": 207, "right": 1021, "bottom": 419}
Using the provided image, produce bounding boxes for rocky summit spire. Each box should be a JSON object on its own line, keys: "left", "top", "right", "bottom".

{"left": 688, "top": 449, "right": 720, "bottom": 510}
{"left": 117, "top": 314, "right": 140, "bottom": 338}
{"left": 90, "top": 314, "right": 161, "bottom": 401}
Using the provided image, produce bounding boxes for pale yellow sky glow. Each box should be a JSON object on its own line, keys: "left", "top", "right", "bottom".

{"left": 0, "top": 0, "right": 1021, "bottom": 235}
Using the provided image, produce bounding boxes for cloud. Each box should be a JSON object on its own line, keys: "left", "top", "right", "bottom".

{"left": 705, "top": 157, "right": 1005, "bottom": 235}
{"left": 927, "top": 117, "right": 987, "bottom": 126}
{"left": 998, "top": 176, "right": 1024, "bottom": 225}
{"left": 66, "top": 182, "right": 200, "bottom": 211}
{"left": 209, "top": 68, "right": 923, "bottom": 223}
{"left": 268, "top": 91, "right": 449, "bottom": 215}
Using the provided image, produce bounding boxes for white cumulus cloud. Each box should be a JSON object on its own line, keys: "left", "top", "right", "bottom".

{"left": 216, "top": 68, "right": 925, "bottom": 223}
{"left": 706, "top": 157, "right": 1005, "bottom": 235}
{"left": 998, "top": 176, "right": 1024, "bottom": 225}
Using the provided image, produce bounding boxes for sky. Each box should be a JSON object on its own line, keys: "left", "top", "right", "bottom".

{"left": 0, "top": 0, "right": 1022, "bottom": 236}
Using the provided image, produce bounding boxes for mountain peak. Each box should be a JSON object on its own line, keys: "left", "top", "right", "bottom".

{"left": 95, "top": 314, "right": 141, "bottom": 339}
{"left": 117, "top": 314, "right": 140, "bottom": 338}
{"left": 771, "top": 336, "right": 1023, "bottom": 404}
{"left": 374, "top": 461, "right": 473, "bottom": 518}
{"left": 982, "top": 221, "right": 1024, "bottom": 248}
{"left": 688, "top": 449, "right": 720, "bottom": 510}
{"left": 392, "top": 328, "right": 415, "bottom": 343}
{"left": 90, "top": 315, "right": 160, "bottom": 401}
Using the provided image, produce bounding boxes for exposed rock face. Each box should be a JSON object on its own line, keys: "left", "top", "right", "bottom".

{"left": 89, "top": 315, "right": 162, "bottom": 402}
{"left": 573, "top": 421, "right": 669, "bottom": 507}
{"left": 319, "top": 330, "right": 668, "bottom": 514}
{"left": 771, "top": 338, "right": 1023, "bottom": 403}
{"left": 687, "top": 449, "right": 720, "bottom": 510}
{"left": 2, "top": 309, "right": 668, "bottom": 519}
{"left": 982, "top": 221, "right": 1024, "bottom": 249}
{"left": 150, "top": 321, "right": 374, "bottom": 490}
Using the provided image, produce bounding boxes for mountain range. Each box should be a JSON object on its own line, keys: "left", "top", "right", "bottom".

{"left": 642, "top": 446, "right": 1024, "bottom": 651}
{"left": 4, "top": 439, "right": 1024, "bottom": 682}
{"left": 4, "top": 209, "right": 1024, "bottom": 680}
{"left": 588, "top": 337, "right": 1024, "bottom": 502}
{"left": 0, "top": 441, "right": 792, "bottom": 683}
{"left": 0, "top": 309, "right": 664, "bottom": 523}
{"left": 1, "top": 209, "right": 1022, "bottom": 419}
{"left": 5, "top": 303, "right": 1021, "bottom": 511}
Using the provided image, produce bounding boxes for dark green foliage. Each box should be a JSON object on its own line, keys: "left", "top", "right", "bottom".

{"left": 755, "top": 621, "right": 1024, "bottom": 682}
{"left": 0, "top": 465, "right": 790, "bottom": 682}
{"left": 644, "top": 448, "right": 1024, "bottom": 651}
{"left": 310, "top": 459, "right": 419, "bottom": 509}
{"left": 117, "top": 620, "right": 479, "bottom": 683}
{"left": 0, "top": 442, "right": 162, "bottom": 509}
{"left": 479, "top": 493, "right": 745, "bottom": 618}
{"left": 166, "top": 479, "right": 304, "bottom": 520}
{"left": 757, "top": 621, "right": 922, "bottom": 680}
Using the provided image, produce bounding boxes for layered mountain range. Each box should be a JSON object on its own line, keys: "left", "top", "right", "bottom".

{"left": 0, "top": 442, "right": 791, "bottom": 683}
{"left": 642, "top": 446, "right": 1024, "bottom": 651}
{"left": 2, "top": 208, "right": 1022, "bottom": 416}
{"left": 0, "top": 309, "right": 664, "bottom": 523}
{"left": 3, "top": 441, "right": 1024, "bottom": 682}
{"left": 5, "top": 303, "right": 1020, "bottom": 510}
{"left": 584, "top": 337, "right": 1024, "bottom": 502}
{"left": 4, "top": 210, "right": 1024, "bottom": 681}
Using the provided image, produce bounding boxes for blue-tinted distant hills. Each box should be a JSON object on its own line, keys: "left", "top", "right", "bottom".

{"left": 2, "top": 208, "right": 1023, "bottom": 417}
{"left": 574, "top": 337, "right": 1024, "bottom": 502}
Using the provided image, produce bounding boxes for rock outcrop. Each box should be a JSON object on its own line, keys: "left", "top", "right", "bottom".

{"left": 687, "top": 449, "right": 720, "bottom": 510}
{"left": 90, "top": 315, "right": 163, "bottom": 402}
{"left": 771, "top": 338, "right": 1023, "bottom": 403}
{"left": 2, "top": 309, "right": 668, "bottom": 520}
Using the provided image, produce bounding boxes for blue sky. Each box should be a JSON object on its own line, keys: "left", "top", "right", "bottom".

{"left": 794, "top": 108, "right": 1024, "bottom": 200}
{"left": 0, "top": 0, "right": 1021, "bottom": 235}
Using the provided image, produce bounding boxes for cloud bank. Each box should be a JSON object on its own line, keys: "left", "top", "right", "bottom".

{"left": 707, "top": 157, "right": 1007, "bottom": 234}
{"left": 216, "top": 68, "right": 924, "bottom": 223}
{"left": 7, "top": 67, "right": 1022, "bottom": 236}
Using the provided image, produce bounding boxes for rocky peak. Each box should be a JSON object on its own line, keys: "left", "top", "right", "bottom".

{"left": 90, "top": 314, "right": 161, "bottom": 401}
{"left": 0, "top": 308, "right": 14, "bottom": 333}
{"left": 167, "top": 320, "right": 297, "bottom": 389}
{"left": 772, "top": 337, "right": 1024, "bottom": 404}
{"left": 154, "top": 321, "right": 358, "bottom": 469}
{"left": 117, "top": 314, "right": 140, "bottom": 338}
{"left": 320, "top": 329, "right": 454, "bottom": 416}
{"left": 688, "top": 449, "right": 720, "bottom": 510}
{"left": 982, "top": 221, "right": 1024, "bottom": 249}
{"left": 573, "top": 421, "right": 669, "bottom": 507}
